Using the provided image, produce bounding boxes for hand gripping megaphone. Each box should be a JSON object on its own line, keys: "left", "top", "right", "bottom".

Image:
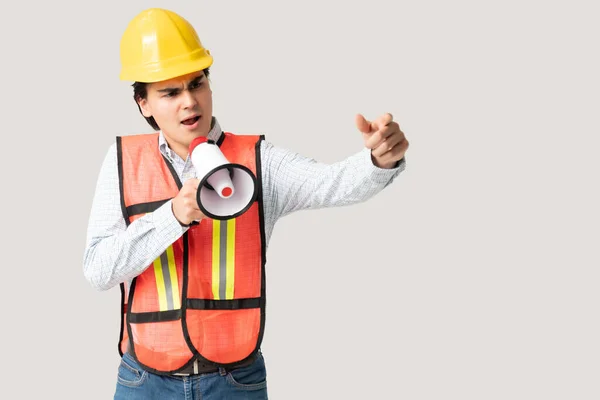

{"left": 189, "top": 137, "right": 257, "bottom": 220}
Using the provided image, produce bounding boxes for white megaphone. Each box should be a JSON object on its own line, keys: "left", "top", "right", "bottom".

{"left": 189, "top": 136, "right": 257, "bottom": 220}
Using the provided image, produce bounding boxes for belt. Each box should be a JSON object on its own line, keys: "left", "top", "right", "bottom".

{"left": 173, "top": 351, "right": 259, "bottom": 376}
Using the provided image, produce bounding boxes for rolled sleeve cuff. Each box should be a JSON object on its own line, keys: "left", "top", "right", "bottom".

{"left": 362, "top": 147, "right": 406, "bottom": 184}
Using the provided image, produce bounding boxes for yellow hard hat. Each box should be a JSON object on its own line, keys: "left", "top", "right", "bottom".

{"left": 119, "top": 8, "right": 213, "bottom": 83}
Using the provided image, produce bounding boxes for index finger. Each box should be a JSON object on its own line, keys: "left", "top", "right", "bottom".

{"left": 365, "top": 122, "right": 397, "bottom": 148}
{"left": 371, "top": 113, "right": 394, "bottom": 131}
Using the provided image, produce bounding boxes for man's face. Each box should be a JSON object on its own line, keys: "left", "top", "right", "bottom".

{"left": 138, "top": 70, "right": 213, "bottom": 156}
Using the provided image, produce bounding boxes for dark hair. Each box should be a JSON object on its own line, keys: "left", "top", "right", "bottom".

{"left": 132, "top": 68, "right": 211, "bottom": 131}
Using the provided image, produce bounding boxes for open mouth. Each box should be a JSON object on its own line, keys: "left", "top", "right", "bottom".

{"left": 181, "top": 116, "right": 200, "bottom": 125}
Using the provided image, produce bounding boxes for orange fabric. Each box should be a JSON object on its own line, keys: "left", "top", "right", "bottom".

{"left": 119, "top": 287, "right": 129, "bottom": 356}
{"left": 131, "top": 320, "right": 194, "bottom": 371}
{"left": 186, "top": 221, "right": 216, "bottom": 299}
{"left": 186, "top": 309, "right": 261, "bottom": 363}
{"left": 118, "top": 132, "right": 264, "bottom": 373}
{"left": 120, "top": 136, "right": 180, "bottom": 206}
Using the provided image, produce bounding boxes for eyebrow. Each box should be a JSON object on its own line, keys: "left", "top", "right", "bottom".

{"left": 157, "top": 75, "right": 204, "bottom": 93}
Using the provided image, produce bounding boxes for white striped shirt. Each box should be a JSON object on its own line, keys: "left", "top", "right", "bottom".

{"left": 83, "top": 117, "right": 405, "bottom": 291}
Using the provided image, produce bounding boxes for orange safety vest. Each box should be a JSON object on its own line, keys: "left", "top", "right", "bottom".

{"left": 115, "top": 131, "right": 266, "bottom": 375}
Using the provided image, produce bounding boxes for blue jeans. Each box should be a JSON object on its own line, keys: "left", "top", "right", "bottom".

{"left": 114, "top": 351, "right": 268, "bottom": 399}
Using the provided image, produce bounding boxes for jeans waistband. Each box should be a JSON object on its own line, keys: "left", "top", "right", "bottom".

{"left": 126, "top": 350, "right": 259, "bottom": 376}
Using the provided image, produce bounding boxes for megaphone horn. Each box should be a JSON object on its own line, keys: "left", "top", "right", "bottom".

{"left": 189, "top": 136, "right": 257, "bottom": 220}
{"left": 202, "top": 166, "right": 235, "bottom": 198}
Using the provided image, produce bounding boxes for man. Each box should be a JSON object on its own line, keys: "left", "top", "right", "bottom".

{"left": 83, "top": 7, "right": 409, "bottom": 400}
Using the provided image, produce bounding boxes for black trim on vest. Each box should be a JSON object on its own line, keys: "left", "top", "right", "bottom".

{"left": 162, "top": 154, "right": 183, "bottom": 190}
{"left": 116, "top": 137, "right": 130, "bottom": 226}
{"left": 216, "top": 131, "right": 225, "bottom": 147}
{"left": 118, "top": 283, "right": 125, "bottom": 357}
{"left": 116, "top": 137, "right": 130, "bottom": 359}
{"left": 126, "top": 199, "right": 170, "bottom": 216}
{"left": 255, "top": 135, "right": 268, "bottom": 354}
{"left": 187, "top": 298, "right": 262, "bottom": 310}
{"left": 125, "top": 275, "right": 138, "bottom": 359}
{"left": 180, "top": 232, "right": 199, "bottom": 363}
{"left": 129, "top": 309, "right": 182, "bottom": 323}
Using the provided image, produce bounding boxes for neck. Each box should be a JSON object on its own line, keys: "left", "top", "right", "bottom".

{"left": 162, "top": 136, "right": 192, "bottom": 161}
{"left": 172, "top": 144, "right": 190, "bottom": 161}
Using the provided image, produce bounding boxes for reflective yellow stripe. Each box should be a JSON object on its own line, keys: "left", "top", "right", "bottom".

{"left": 166, "top": 246, "right": 181, "bottom": 309}
{"left": 147, "top": 210, "right": 180, "bottom": 311}
{"left": 212, "top": 218, "right": 237, "bottom": 300}
{"left": 225, "top": 218, "right": 236, "bottom": 299}
{"left": 153, "top": 257, "right": 168, "bottom": 311}
{"left": 212, "top": 219, "right": 221, "bottom": 300}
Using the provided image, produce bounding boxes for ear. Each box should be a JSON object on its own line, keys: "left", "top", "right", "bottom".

{"left": 137, "top": 97, "right": 152, "bottom": 118}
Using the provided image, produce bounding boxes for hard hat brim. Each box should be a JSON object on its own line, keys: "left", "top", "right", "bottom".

{"left": 120, "top": 53, "right": 213, "bottom": 83}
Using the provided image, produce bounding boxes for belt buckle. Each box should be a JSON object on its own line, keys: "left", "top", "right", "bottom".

{"left": 172, "top": 359, "right": 198, "bottom": 376}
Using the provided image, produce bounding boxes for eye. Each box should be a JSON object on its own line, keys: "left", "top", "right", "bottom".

{"left": 190, "top": 80, "right": 203, "bottom": 89}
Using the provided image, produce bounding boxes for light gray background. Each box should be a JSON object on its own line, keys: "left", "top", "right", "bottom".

{"left": 1, "top": 0, "right": 598, "bottom": 398}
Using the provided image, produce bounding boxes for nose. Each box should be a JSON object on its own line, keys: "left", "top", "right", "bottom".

{"left": 181, "top": 89, "right": 198, "bottom": 109}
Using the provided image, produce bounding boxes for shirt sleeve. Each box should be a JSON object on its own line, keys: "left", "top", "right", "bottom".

{"left": 82, "top": 143, "right": 188, "bottom": 291}
{"left": 260, "top": 140, "right": 406, "bottom": 220}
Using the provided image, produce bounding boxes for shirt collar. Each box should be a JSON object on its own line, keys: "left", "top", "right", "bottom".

{"left": 158, "top": 116, "right": 223, "bottom": 162}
